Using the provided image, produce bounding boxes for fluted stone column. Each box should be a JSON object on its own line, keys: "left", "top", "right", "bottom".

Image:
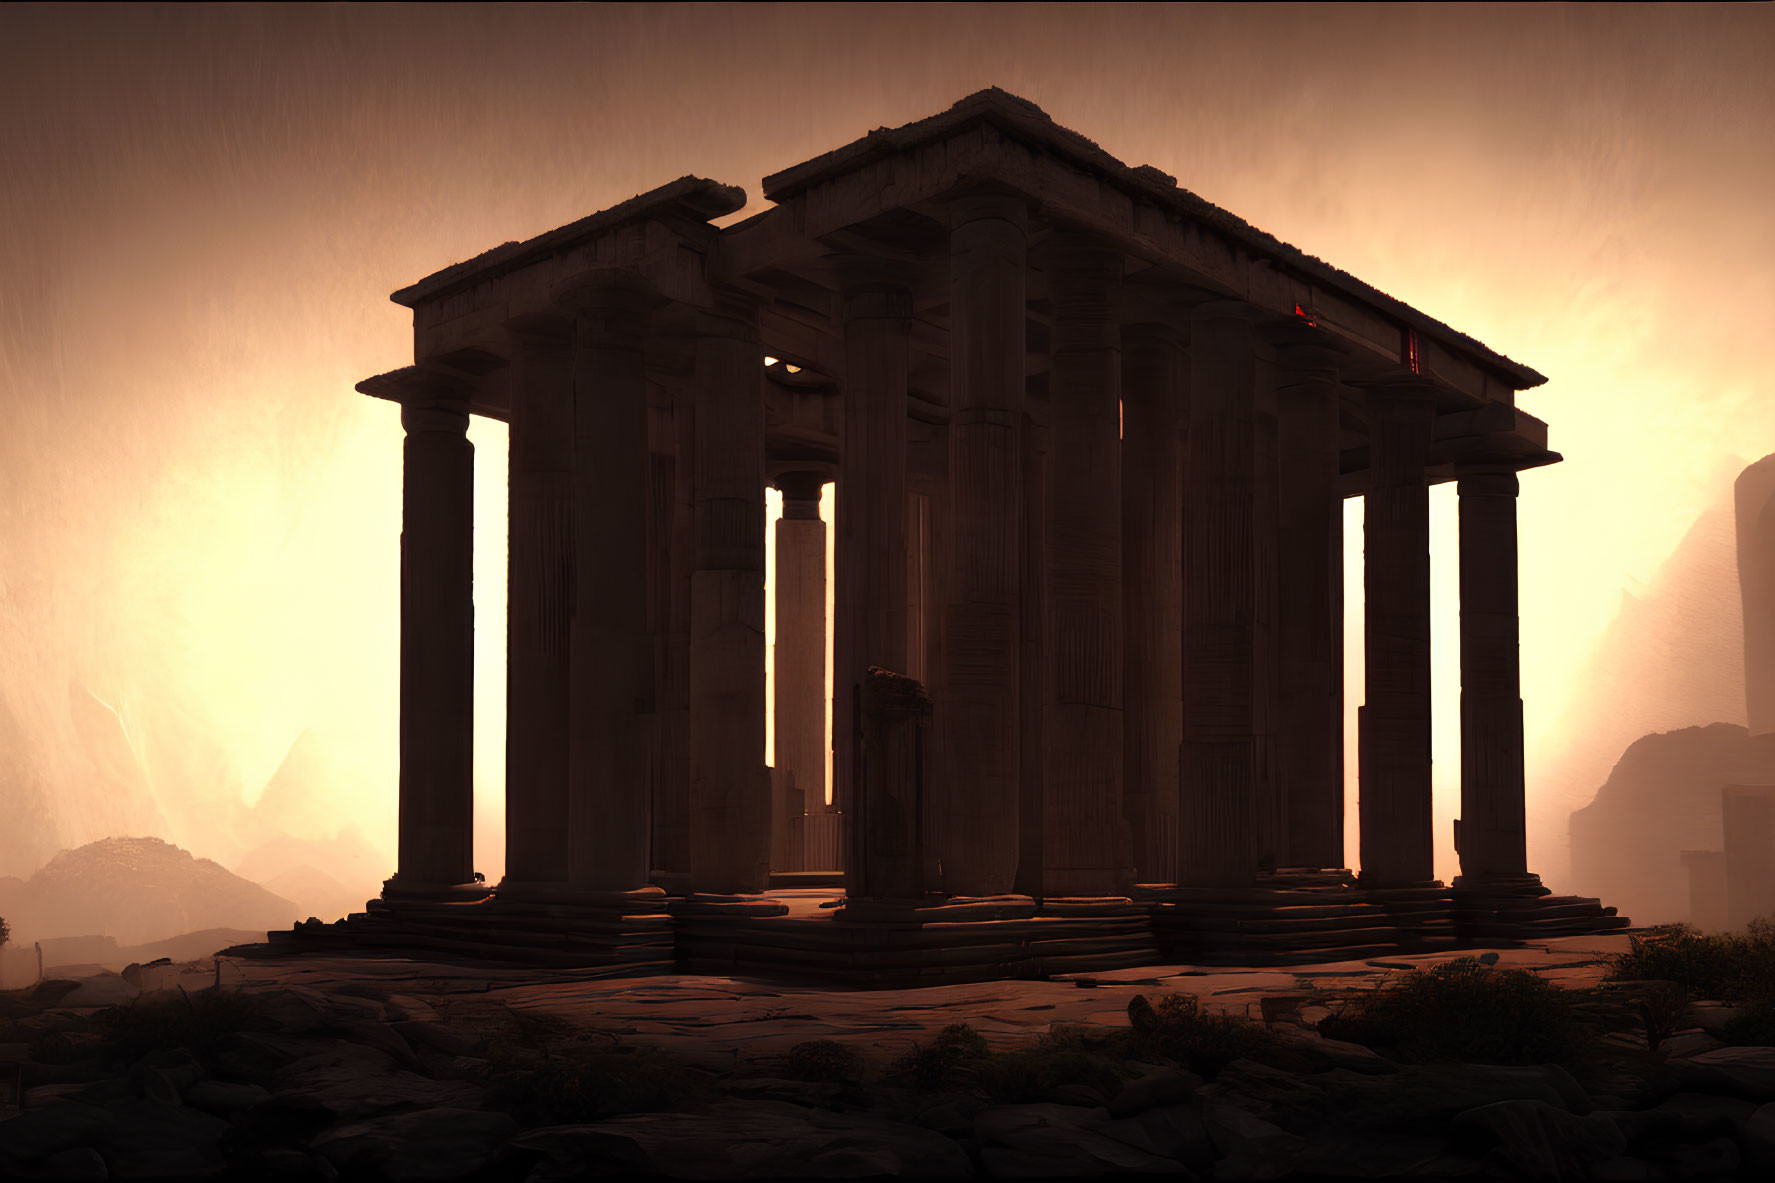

{"left": 1045, "top": 236, "right": 1129, "bottom": 896}
{"left": 653, "top": 390, "right": 696, "bottom": 881}
{"left": 1359, "top": 388, "right": 1436, "bottom": 887}
{"left": 773, "top": 471, "right": 827, "bottom": 872}
{"left": 1121, "top": 323, "right": 1184, "bottom": 886}
{"left": 1454, "top": 462, "right": 1532, "bottom": 883}
{"left": 1276, "top": 347, "right": 1345, "bottom": 871}
{"left": 501, "top": 319, "right": 575, "bottom": 890}
{"left": 556, "top": 276, "right": 654, "bottom": 894}
{"left": 386, "top": 372, "right": 480, "bottom": 899}
{"left": 1016, "top": 412, "right": 1048, "bottom": 899}
{"left": 689, "top": 300, "right": 770, "bottom": 894}
{"left": 1178, "top": 305, "right": 1276, "bottom": 887}
{"left": 837, "top": 286, "right": 912, "bottom": 889}
{"left": 941, "top": 190, "right": 1027, "bottom": 897}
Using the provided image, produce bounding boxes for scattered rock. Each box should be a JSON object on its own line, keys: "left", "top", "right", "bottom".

{"left": 386, "top": 995, "right": 441, "bottom": 1023}
{"left": 510, "top": 1103, "right": 974, "bottom": 1180}
{"left": 100, "top": 1100, "right": 230, "bottom": 1179}
{"left": 1451, "top": 1099, "right": 1625, "bottom": 1179}
{"left": 1283, "top": 1131, "right": 1451, "bottom": 1179}
{"left": 0, "top": 1101, "right": 118, "bottom": 1160}
{"left": 1588, "top": 1156, "right": 1663, "bottom": 1181}
{"left": 1097, "top": 1102, "right": 1215, "bottom": 1170}
{"left": 978, "top": 1124, "right": 1183, "bottom": 1177}
{"left": 1668, "top": 1045, "right": 1775, "bottom": 1100}
{"left": 1106, "top": 1066, "right": 1202, "bottom": 1117}
{"left": 1644, "top": 1134, "right": 1740, "bottom": 1178}
{"left": 1659, "top": 1030, "right": 1725, "bottom": 1059}
{"left": 1271, "top": 1027, "right": 1398, "bottom": 1075}
{"left": 38, "top": 1146, "right": 108, "bottom": 1180}
{"left": 310, "top": 1107, "right": 518, "bottom": 1181}
{"left": 393, "top": 1021, "right": 483, "bottom": 1058}
{"left": 183, "top": 1079, "right": 272, "bottom": 1114}
{"left": 1201, "top": 1101, "right": 1303, "bottom": 1181}
{"left": 1746, "top": 1101, "right": 1775, "bottom": 1171}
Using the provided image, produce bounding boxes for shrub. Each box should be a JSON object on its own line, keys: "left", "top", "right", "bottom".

{"left": 1126, "top": 991, "right": 1288, "bottom": 1077}
{"left": 1317, "top": 957, "right": 1585, "bottom": 1064}
{"left": 782, "top": 1039, "right": 864, "bottom": 1083}
{"left": 978, "top": 1025, "right": 1132, "bottom": 1102}
{"left": 1607, "top": 920, "right": 1775, "bottom": 1005}
{"left": 483, "top": 1008, "right": 707, "bottom": 1124}
{"left": 888, "top": 1022, "right": 992, "bottom": 1091}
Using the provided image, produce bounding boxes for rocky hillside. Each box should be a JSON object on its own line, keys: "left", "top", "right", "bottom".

{"left": 5, "top": 836, "right": 299, "bottom": 947}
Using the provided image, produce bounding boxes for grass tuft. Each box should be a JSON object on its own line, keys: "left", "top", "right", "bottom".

{"left": 90, "top": 987, "right": 276, "bottom": 1060}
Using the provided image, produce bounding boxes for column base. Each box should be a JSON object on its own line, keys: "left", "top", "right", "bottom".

{"left": 1450, "top": 871, "right": 1631, "bottom": 942}
{"left": 491, "top": 880, "right": 669, "bottom": 908}
{"left": 378, "top": 875, "right": 490, "bottom": 905}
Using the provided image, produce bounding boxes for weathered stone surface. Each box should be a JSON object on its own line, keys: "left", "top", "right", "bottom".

{"left": 273, "top": 1042, "right": 480, "bottom": 1119}
{"left": 977, "top": 1126, "right": 1181, "bottom": 1178}
{"left": 1201, "top": 1101, "right": 1302, "bottom": 1181}
{"left": 310, "top": 1107, "right": 518, "bottom": 1181}
{"left": 1668, "top": 1045, "right": 1775, "bottom": 1100}
{"left": 101, "top": 1100, "right": 230, "bottom": 1179}
{"left": 1282, "top": 1132, "right": 1451, "bottom": 1179}
{"left": 0, "top": 1102, "right": 117, "bottom": 1161}
{"left": 36, "top": 1147, "right": 108, "bottom": 1180}
{"left": 1744, "top": 1100, "right": 1775, "bottom": 1170}
{"left": 1644, "top": 1134, "right": 1740, "bottom": 1177}
{"left": 1269, "top": 1027, "right": 1399, "bottom": 1075}
{"left": 1097, "top": 1102, "right": 1215, "bottom": 1169}
{"left": 59, "top": 973, "right": 138, "bottom": 1007}
{"left": 1613, "top": 1091, "right": 1757, "bottom": 1141}
{"left": 1587, "top": 1157, "right": 1663, "bottom": 1181}
{"left": 1450, "top": 1099, "right": 1625, "bottom": 1180}
{"left": 1106, "top": 1067, "right": 1203, "bottom": 1116}
{"left": 510, "top": 1102, "right": 974, "bottom": 1179}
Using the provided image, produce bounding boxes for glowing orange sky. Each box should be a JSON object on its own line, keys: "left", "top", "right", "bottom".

{"left": 1, "top": 4, "right": 1769, "bottom": 893}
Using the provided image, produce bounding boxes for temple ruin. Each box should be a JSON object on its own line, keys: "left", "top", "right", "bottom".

{"left": 267, "top": 90, "right": 1625, "bottom": 979}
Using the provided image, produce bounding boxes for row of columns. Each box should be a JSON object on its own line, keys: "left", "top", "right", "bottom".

{"left": 384, "top": 199, "right": 1533, "bottom": 905}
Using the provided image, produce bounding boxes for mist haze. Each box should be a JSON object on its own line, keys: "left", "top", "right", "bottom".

{"left": 1, "top": 5, "right": 1770, "bottom": 945}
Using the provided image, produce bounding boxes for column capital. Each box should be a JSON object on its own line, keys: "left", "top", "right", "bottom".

{"left": 948, "top": 185, "right": 1032, "bottom": 232}
{"left": 398, "top": 369, "right": 472, "bottom": 435}
{"left": 695, "top": 291, "right": 761, "bottom": 344}
{"left": 774, "top": 469, "right": 825, "bottom": 507}
{"left": 1273, "top": 338, "right": 1349, "bottom": 386}
{"left": 1457, "top": 464, "right": 1521, "bottom": 498}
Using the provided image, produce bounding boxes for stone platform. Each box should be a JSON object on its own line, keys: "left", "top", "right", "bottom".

{"left": 235, "top": 878, "right": 1630, "bottom": 984}
{"left": 246, "top": 887, "right": 677, "bottom": 975}
{"left": 673, "top": 892, "right": 1160, "bottom": 984}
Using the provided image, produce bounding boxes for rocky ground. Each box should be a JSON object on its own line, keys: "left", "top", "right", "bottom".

{"left": 0, "top": 935, "right": 1772, "bottom": 1180}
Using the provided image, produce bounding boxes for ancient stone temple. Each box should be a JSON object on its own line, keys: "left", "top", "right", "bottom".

{"left": 271, "top": 90, "right": 1625, "bottom": 979}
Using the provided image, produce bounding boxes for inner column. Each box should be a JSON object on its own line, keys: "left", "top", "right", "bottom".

{"left": 558, "top": 277, "right": 653, "bottom": 894}
{"left": 1120, "top": 322, "right": 1184, "bottom": 886}
{"left": 1178, "top": 304, "right": 1271, "bottom": 887}
{"left": 688, "top": 301, "right": 771, "bottom": 894}
{"left": 501, "top": 318, "right": 574, "bottom": 891}
{"left": 941, "top": 189, "right": 1027, "bottom": 897}
{"left": 772, "top": 471, "right": 828, "bottom": 873}
{"left": 1359, "top": 386, "right": 1436, "bottom": 886}
{"left": 1045, "top": 234, "right": 1129, "bottom": 896}
{"left": 1276, "top": 345, "right": 1345, "bottom": 871}
{"left": 837, "top": 285, "right": 912, "bottom": 891}
{"left": 387, "top": 371, "right": 480, "bottom": 899}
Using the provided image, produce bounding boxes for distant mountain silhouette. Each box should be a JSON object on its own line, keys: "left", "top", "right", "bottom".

{"left": 7, "top": 835, "right": 300, "bottom": 946}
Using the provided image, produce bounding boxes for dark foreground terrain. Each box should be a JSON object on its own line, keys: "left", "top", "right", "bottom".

{"left": 3, "top": 930, "right": 1775, "bottom": 1180}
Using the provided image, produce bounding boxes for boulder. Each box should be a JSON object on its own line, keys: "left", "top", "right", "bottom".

{"left": 1644, "top": 1134, "right": 1740, "bottom": 1177}
{"left": 0, "top": 1102, "right": 117, "bottom": 1161}
{"left": 1745, "top": 1101, "right": 1775, "bottom": 1171}
{"left": 1668, "top": 1045, "right": 1775, "bottom": 1100}
{"left": 1107, "top": 1067, "right": 1203, "bottom": 1117}
{"left": 183, "top": 1079, "right": 271, "bottom": 1114}
{"left": 1202, "top": 1101, "right": 1301, "bottom": 1181}
{"left": 58, "top": 974, "right": 138, "bottom": 1007}
{"left": 99, "top": 1100, "right": 230, "bottom": 1179}
{"left": 978, "top": 1124, "right": 1183, "bottom": 1178}
{"left": 1282, "top": 1132, "right": 1452, "bottom": 1179}
{"left": 1098, "top": 1103, "right": 1215, "bottom": 1169}
{"left": 1587, "top": 1157, "right": 1663, "bottom": 1181}
{"left": 509, "top": 1103, "right": 974, "bottom": 1180}
{"left": 310, "top": 1107, "right": 518, "bottom": 1181}
{"left": 37, "top": 1147, "right": 108, "bottom": 1180}
{"left": 1451, "top": 1099, "right": 1625, "bottom": 1180}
